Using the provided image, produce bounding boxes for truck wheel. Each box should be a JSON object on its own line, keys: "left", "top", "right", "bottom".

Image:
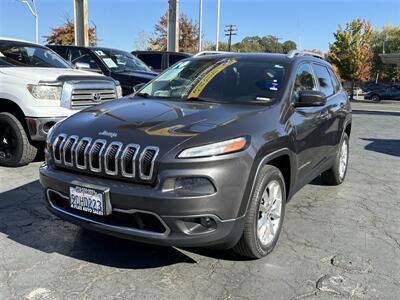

{"left": 321, "top": 133, "right": 349, "bottom": 185}
{"left": 0, "top": 112, "right": 37, "bottom": 167}
{"left": 234, "top": 165, "right": 286, "bottom": 259}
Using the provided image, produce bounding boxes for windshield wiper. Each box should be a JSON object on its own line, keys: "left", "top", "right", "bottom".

{"left": 136, "top": 92, "right": 150, "bottom": 98}
{"left": 185, "top": 97, "right": 223, "bottom": 103}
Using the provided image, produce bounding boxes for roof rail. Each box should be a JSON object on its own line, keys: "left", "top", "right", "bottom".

{"left": 193, "top": 51, "right": 231, "bottom": 57}
{"left": 287, "top": 50, "right": 324, "bottom": 59}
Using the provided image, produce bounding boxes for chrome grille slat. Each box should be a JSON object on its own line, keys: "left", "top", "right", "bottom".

{"left": 52, "top": 134, "right": 67, "bottom": 164}
{"left": 121, "top": 144, "right": 140, "bottom": 178}
{"left": 139, "top": 146, "right": 159, "bottom": 180}
{"left": 62, "top": 135, "right": 79, "bottom": 167}
{"left": 89, "top": 139, "right": 107, "bottom": 172}
{"left": 52, "top": 134, "right": 159, "bottom": 181}
{"left": 75, "top": 137, "right": 92, "bottom": 170}
{"left": 104, "top": 142, "right": 123, "bottom": 175}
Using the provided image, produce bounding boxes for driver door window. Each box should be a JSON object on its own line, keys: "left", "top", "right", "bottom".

{"left": 291, "top": 63, "right": 316, "bottom": 102}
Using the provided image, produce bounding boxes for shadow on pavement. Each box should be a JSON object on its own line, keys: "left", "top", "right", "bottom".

{"left": 0, "top": 180, "right": 197, "bottom": 269}
{"left": 362, "top": 138, "right": 400, "bottom": 157}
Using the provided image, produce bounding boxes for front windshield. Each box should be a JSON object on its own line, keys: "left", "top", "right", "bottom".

{"left": 0, "top": 45, "right": 70, "bottom": 68}
{"left": 93, "top": 49, "right": 151, "bottom": 73}
{"left": 138, "top": 57, "right": 287, "bottom": 103}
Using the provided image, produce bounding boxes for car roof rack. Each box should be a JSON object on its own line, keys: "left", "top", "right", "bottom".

{"left": 193, "top": 51, "right": 231, "bottom": 57}
{"left": 287, "top": 50, "right": 324, "bottom": 60}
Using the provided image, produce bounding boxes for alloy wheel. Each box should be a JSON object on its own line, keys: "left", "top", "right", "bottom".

{"left": 257, "top": 180, "right": 283, "bottom": 246}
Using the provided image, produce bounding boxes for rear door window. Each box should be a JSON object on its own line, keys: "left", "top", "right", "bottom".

{"left": 312, "top": 64, "right": 334, "bottom": 97}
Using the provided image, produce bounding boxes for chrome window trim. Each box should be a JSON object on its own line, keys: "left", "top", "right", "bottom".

{"left": 104, "top": 141, "right": 123, "bottom": 176}
{"left": 52, "top": 133, "right": 67, "bottom": 164}
{"left": 139, "top": 146, "right": 159, "bottom": 180}
{"left": 121, "top": 143, "right": 140, "bottom": 178}
{"left": 89, "top": 139, "right": 107, "bottom": 173}
{"left": 63, "top": 135, "right": 79, "bottom": 167}
{"left": 75, "top": 137, "right": 92, "bottom": 170}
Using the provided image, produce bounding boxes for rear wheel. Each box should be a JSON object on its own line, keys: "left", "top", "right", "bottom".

{"left": 321, "top": 133, "right": 349, "bottom": 185}
{"left": 371, "top": 94, "right": 380, "bottom": 102}
{"left": 0, "top": 112, "right": 37, "bottom": 167}
{"left": 233, "top": 165, "right": 286, "bottom": 259}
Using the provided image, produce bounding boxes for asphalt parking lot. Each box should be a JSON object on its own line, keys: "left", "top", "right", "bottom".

{"left": 0, "top": 102, "right": 399, "bottom": 300}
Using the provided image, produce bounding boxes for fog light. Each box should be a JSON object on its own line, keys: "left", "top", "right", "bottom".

{"left": 200, "top": 216, "right": 216, "bottom": 228}
{"left": 162, "top": 177, "right": 216, "bottom": 196}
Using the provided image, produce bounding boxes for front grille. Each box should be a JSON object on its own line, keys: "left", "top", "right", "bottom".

{"left": 71, "top": 89, "right": 117, "bottom": 108}
{"left": 52, "top": 134, "right": 159, "bottom": 182}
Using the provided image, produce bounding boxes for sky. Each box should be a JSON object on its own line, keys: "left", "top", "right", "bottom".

{"left": 0, "top": 0, "right": 399, "bottom": 53}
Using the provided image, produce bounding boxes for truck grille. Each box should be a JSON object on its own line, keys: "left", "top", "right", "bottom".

{"left": 52, "top": 134, "right": 159, "bottom": 182}
{"left": 71, "top": 89, "right": 117, "bottom": 108}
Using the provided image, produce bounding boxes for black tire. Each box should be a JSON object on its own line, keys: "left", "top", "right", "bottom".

{"left": 233, "top": 165, "right": 286, "bottom": 259}
{"left": 371, "top": 94, "right": 380, "bottom": 102}
{"left": 0, "top": 112, "right": 37, "bottom": 167}
{"left": 321, "top": 133, "right": 349, "bottom": 185}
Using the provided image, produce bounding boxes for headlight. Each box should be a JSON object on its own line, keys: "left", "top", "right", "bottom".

{"left": 178, "top": 137, "right": 248, "bottom": 158}
{"left": 116, "top": 84, "right": 123, "bottom": 98}
{"left": 27, "top": 84, "right": 62, "bottom": 100}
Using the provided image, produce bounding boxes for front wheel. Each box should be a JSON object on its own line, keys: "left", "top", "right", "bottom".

{"left": 321, "top": 133, "right": 349, "bottom": 185}
{"left": 0, "top": 112, "right": 37, "bottom": 167}
{"left": 371, "top": 94, "right": 380, "bottom": 102}
{"left": 233, "top": 165, "right": 286, "bottom": 259}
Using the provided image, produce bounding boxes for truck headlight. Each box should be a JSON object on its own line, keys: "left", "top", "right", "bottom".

{"left": 27, "top": 84, "right": 62, "bottom": 100}
{"left": 178, "top": 137, "right": 248, "bottom": 158}
{"left": 116, "top": 84, "right": 123, "bottom": 98}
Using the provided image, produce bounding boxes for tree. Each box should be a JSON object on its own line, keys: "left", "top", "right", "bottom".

{"left": 148, "top": 13, "right": 199, "bottom": 53}
{"left": 44, "top": 17, "right": 98, "bottom": 46}
{"left": 370, "top": 25, "right": 400, "bottom": 83}
{"left": 327, "top": 19, "right": 373, "bottom": 99}
{"left": 303, "top": 49, "right": 325, "bottom": 57}
{"left": 133, "top": 30, "right": 150, "bottom": 51}
{"left": 209, "top": 35, "right": 297, "bottom": 53}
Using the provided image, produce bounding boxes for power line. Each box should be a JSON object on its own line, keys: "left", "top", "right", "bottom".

{"left": 224, "top": 24, "right": 237, "bottom": 52}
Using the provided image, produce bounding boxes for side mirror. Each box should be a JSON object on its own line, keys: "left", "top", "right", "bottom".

{"left": 133, "top": 83, "right": 146, "bottom": 93}
{"left": 74, "top": 62, "right": 91, "bottom": 70}
{"left": 294, "top": 90, "right": 326, "bottom": 107}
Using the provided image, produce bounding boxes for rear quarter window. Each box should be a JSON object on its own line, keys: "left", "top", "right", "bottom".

{"left": 137, "top": 53, "right": 162, "bottom": 70}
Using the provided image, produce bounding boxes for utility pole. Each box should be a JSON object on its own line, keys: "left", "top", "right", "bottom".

{"left": 74, "top": 0, "right": 89, "bottom": 46}
{"left": 168, "top": 0, "right": 179, "bottom": 52}
{"left": 16, "top": 0, "right": 38, "bottom": 43}
{"left": 198, "top": 0, "right": 203, "bottom": 52}
{"left": 216, "top": 0, "right": 220, "bottom": 51}
{"left": 224, "top": 25, "right": 237, "bottom": 52}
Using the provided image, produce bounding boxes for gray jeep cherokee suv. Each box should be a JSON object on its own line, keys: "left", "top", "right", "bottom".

{"left": 40, "top": 51, "right": 351, "bottom": 258}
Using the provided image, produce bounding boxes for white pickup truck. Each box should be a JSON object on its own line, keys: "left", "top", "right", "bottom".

{"left": 0, "top": 38, "right": 122, "bottom": 167}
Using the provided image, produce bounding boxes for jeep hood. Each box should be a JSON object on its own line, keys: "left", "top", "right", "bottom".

{"left": 56, "top": 97, "right": 263, "bottom": 152}
{"left": 0, "top": 67, "right": 104, "bottom": 83}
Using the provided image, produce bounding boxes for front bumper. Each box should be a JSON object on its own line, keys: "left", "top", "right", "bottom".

{"left": 26, "top": 117, "right": 66, "bottom": 141}
{"left": 39, "top": 164, "right": 247, "bottom": 248}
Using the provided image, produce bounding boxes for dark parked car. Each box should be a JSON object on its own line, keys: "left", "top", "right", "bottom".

{"left": 131, "top": 50, "right": 191, "bottom": 72}
{"left": 364, "top": 85, "right": 400, "bottom": 101}
{"left": 48, "top": 45, "right": 158, "bottom": 96}
{"left": 40, "top": 51, "right": 351, "bottom": 258}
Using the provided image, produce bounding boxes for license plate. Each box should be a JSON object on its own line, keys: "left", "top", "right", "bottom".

{"left": 69, "top": 181, "right": 111, "bottom": 216}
